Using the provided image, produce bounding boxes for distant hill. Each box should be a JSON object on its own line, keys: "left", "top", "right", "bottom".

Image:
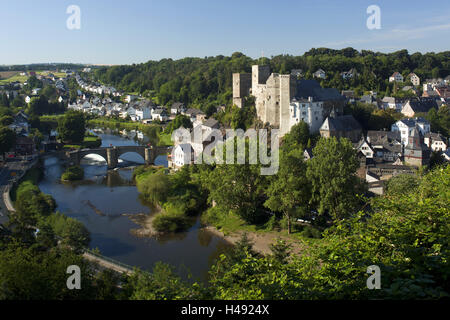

{"left": 88, "top": 48, "right": 449, "bottom": 111}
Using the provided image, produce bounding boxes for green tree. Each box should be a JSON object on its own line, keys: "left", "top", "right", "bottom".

{"left": 0, "top": 115, "right": 13, "bottom": 126}
{"left": 281, "top": 121, "right": 310, "bottom": 150}
{"left": 385, "top": 173, "right": 420, "bottom": 196}
{"left": 306, "top": 136, "right": 364, "bottom": 222}
{"left": 265, "top": 148, "right": 310, "bottom": 234}
{"left": 0, "top": 127, "right": 16, "bottom": 159}
{"left": 57, "top": 111, "right": 86, "bottom": 144}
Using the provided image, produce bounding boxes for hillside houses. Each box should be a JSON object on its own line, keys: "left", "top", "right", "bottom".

{"left": 340, "top": 68, "right": 358, "bottom": 80}
{"left": 381, "top": 97, "right": 404, "bottom": 112}
{"left": 389, "top": 72, "right": 404, "bottom": 83}
{"left": 391, "top": 117, "right": 431, "bottom": 146}
{"left": 313, "top": 69, "right": 326, "bottom": 79}
{"left": 407, "top": 73, "right": 420, "bottom": 86}
{"left": 401, "top": 97, "right": 438, "bottom": 117}
{"left": 424, "top": 132, "right": 448, "bottom": 152}
{"left": 170, "top": 102, "right": 186, "bottom": 115}
{"left": 319, "top": 113, "right": 362, "bottom": 142}
{"left": 75, "top": 74, "right": 121, "bottom": 97}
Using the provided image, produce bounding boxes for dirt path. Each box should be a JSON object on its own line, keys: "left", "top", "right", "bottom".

{"left": 202, "top": 225, "right": 309, "bottom": 256}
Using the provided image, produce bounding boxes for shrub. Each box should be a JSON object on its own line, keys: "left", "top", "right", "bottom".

{"left": 300, "top": 225, "right": 322, "bottom": 239}
{"left": 152, "top": 206, "right": 191, "bottom": 233}
{"left": 61, "top": 165, "right": 84, "bottom": 181}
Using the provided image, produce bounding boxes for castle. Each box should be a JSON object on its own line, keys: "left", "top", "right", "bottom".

{"left": 233, "top": 65, "right": 346, "bottom": 136}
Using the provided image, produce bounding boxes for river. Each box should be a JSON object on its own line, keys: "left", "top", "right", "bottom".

{"left": 38, "top": 128, "right": 232, "bottom": 281}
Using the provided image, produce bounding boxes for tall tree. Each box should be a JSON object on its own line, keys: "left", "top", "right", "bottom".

{"left": 57, "top": 111, "right": 85, "bottom": 143}
{"left": 306, "top": 136, "right": 364, "bottom": 222}
{"left": 265, "top": 147, "right": 310, "bottom": 234}
{"left": 0, "top": 127, "right": 16, "bottom": 159}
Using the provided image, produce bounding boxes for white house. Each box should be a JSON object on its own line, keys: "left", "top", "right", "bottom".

{"left": 408, "top": 73, "right": 420, "bottom": 86}
{"left": 135, "top": 107, "right": 151, "bottom": 121}
{"left": 356, "top": 137, "right": 374, "bottom": 159}
{"left": 424, "top": 133, "right": 448, "bottom": 152}
{"left": 381, "top": 97, "right": 404, "bottom": 112}
{"left": 391, "top": 118, "right": 430, "bottom": 146}
{"left": 201, "top": 117, "right": 220, "bottom": 136}
{"left": 313, "top": 69, "right": 326, "bottom": 79}
{"left": 341, "top": 68, "right": 358, "bottom": 80}
{"left": 171, "top": 102, "right": 186, "bottom": 115}
{"left": 125, "top": 95, "right": 138, "bottom": 103}
{"left": 151, "top": 108, "right": 169, "bottom": 122}
{"left": 172, "top": 143, "right": 194, "bottom": 168}
{"left": 289, "top": 97, "right": 324, "bottom": 134}
{"left": 389, "top": 72, "right": 404, "bottom": 83}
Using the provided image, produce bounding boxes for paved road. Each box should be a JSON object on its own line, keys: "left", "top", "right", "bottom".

{"left": 0, "top": 160, "right": 29, "bottom": 225}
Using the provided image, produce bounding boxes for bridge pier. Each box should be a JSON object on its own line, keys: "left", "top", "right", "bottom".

{"left": 106, "top": 148, "right": 118, "bottom": 169}
{"left": 144, "top": 147, "right": 153, "bottom": 165}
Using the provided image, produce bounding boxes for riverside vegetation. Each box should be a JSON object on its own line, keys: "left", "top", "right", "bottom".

{"left": 61, "top": 165, "right": 84, "bottom": 181}
{"left": 1, "top": 122, "right": 449, "bottom": 299}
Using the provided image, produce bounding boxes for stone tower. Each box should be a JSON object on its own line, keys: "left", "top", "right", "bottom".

{"left": 404, "top": 127, "right": 430, "bottom": 167}
{"left": 279, "top": 74, "right": 296, "bottom": 136}
{"left": 252, "top": 65, "right": 271, "bottom": 121}
{"left": 232, "top": 73, "right": 251, "bottom": 108}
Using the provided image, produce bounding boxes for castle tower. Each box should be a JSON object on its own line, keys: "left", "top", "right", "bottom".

{"left": 251, "top": 65, "right": 271, "bottom": 94}
{"left": 251, "top": 65, "right": 271, "bottom": 123}
{"left": 279, "top": 74, "right": 296, "bottom": 136}
{"left": 264, "top": 74, "right": 280, "bottom": 126}
{"left": 232, "top": 73, "right": 251, "bottom": 108}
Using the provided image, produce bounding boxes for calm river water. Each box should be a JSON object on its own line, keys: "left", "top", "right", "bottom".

{"left": 38, "top": 128, "right": 231, "bottom": 280}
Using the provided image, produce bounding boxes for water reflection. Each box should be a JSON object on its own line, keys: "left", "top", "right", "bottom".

{"left": 38, "top": 129, "right": 230, "bottom": 280}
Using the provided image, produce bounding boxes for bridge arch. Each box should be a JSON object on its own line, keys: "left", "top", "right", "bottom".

{"left": 118, "top": 151, "right": 145, "bottom": 164}
{"left": 79, "top": 153, "right": 108, "bottom": 164}
{"left": 67, "top": 145, "right": 171, "bottom": 169}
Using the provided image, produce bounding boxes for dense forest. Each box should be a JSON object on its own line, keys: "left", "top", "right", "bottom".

{"left": 90, "top": 48, "right": 450, "bottom": 111}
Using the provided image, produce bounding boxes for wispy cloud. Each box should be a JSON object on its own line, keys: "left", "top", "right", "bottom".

{"left": 322, "top": 22, "right": 450, "bottom": 48}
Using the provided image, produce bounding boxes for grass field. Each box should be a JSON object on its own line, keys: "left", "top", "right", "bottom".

{"left": 0, "top": 71, "right": 28, "bottom": 84}
{"left": 36, "top": 71, "right": 67, "bottom": 78}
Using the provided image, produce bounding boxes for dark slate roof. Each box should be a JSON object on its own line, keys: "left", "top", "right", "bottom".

{"left": 424, "top": 132, "right": 446, "bottom": 142}
{"left": 398, "top": 117, "right": 430, "bottom": 127}
{"left": 203, "top": 117, "right": 219, "bottom": 128}
{"left": 295, "top": 79, "right": 345, "bottom": 102}
{"left": 367, "top": 131, "right": 401, "bottom": 145}
{"left": 152, "top": 108, "right": 167, "bottom": 115}
{"left": 171, "top": 102, "right": 185, "bottom": 109}
{"left": 185, "top": 108, "right": 204, "bottom": 116}
{"left": 360, "top": 95, "right": 377, "bottom": 104}
{"left": 322, "top": 115, "right": 362, "bottom": 132}
{"left": 405, "top": 98, "right": 438, "bottom": 113}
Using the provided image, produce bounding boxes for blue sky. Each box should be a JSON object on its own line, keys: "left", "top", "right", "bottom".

{"left": 0, "top": 0, "right": 449, "bottom": 65}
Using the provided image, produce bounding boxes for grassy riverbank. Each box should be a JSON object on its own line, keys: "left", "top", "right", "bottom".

{"left": 87, "top": 118, "right": 172, "bottom": 146}
{"left": 133, "top": 165, "right": 205, "bottom": 234}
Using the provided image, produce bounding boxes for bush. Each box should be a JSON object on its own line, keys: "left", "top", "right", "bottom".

{"left": 152, "top": 206, "right": 191, "bottom": 233}
{"left": 136, "top": 169, "right": 170, "bottom": 204}
{"left": 61, "top": 165, "right": 84, "bottom": 181}
{"left": 46, "top": 212, "right": 91, "bottom": 253}
{"left": 300, "top": 225, "right": 322, "bottom": 239}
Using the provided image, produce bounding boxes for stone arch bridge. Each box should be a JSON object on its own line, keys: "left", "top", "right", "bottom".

{"left": 66, "top": 145, "right": 171, "bottom": 169}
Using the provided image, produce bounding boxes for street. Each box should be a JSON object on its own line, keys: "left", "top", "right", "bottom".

{"left": 0, "top": 159, "right": 29, "bottom": 225}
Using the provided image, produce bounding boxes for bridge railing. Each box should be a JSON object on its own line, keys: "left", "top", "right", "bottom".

{"left": 84, "top": 248, "right": 135, "bottom": 273}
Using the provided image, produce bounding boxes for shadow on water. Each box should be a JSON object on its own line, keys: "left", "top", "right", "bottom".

{"left": 38, "top": 128, "right": 232, "bottom": 281}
